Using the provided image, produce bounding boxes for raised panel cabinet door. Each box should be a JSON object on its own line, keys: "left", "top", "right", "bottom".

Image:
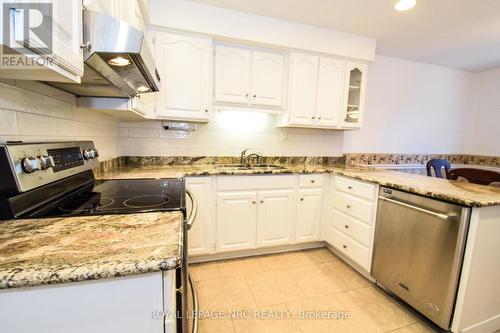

{"left": 288, "top": 53, "right": 319, "bottom": 126}
{"left": 155, "top": 32, "right": 211, "bottom": 121}
{"left": 214, "top": 45, "right": 251, "bottom": 104}
{"left": 216, "top": 191, "right": 257, "bottom": 252}
{"left": 296, "top": 188, "right": 323, "bottom": 243}
{"left": 315, "top": 57, "right": 345, "bottom": 128}
{"left": 256, "top": 189, "right": 295, "bottom": 248}
{"left": 251, "top": 51, "right": 285, "bottom": 107}
{"left": 186, "top": 177, "right": 214, "bottom": 256}
{"left": 342, "top": 62, "right": 368, "bottom": 129}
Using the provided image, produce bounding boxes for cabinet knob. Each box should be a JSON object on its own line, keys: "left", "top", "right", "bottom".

{"left": 310, "top": 179, "right": 315, "bottom": 183}
{"left": 252, "top": 201, "right": 256, "bottom": 204}
{"left": 346, "top": 204, "right": 351, "bottom": 208}
{"left": 204, "top": 109, "right": 209, "bottom": 113}
{"left": 348, "top": 186, "right": 353, "bottom": 190}
{"left": 245, "top": 93, "right": 249, "bottom": 97}
{"left": 344, "top": 224, "right": 350, "bottom": 229}
{"left": 253, "top": 94, "right": 257, "bottom": 98}
{"left": 312, "top": 116, "right": 316, "bottom": 119}
{"left": 260, "top": 200, "right": 264, "bottom": 204}
{"left": 300, "top": 198, "right": 304, "bottom": 201}
{"left": 317, "top": 117, "right": 321, "bottom": 120}
{"left": 80, "top": 41, "right": 92, "bottom": 52}
{"left": 342, "top": 244, "right": 348, "bottom": 249}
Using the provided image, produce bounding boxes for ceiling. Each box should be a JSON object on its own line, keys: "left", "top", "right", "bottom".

{"left": 189, "top": 0, "right": 500, "bottom": 72}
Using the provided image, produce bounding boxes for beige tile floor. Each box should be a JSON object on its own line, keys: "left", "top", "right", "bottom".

{"left": 190, "top": 248, "right": 443, "bottom": 333}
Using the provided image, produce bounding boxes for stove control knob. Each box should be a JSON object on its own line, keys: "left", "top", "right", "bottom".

{"left": 82, "top": 149, "right": 93, "bottom": 160}
{"left": 39, "top": 155, "right": 55, "bottom": 170}
{"left": 21, "top": 157, "right": 40, "bottom": 174}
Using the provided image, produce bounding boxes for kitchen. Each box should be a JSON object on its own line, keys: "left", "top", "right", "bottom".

{"left": 0, "top": 0, "right": 499, "bottom": 332}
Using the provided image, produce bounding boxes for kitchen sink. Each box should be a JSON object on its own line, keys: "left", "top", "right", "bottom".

{"left": 218, "top": 164, "right": 287, "bottom": 171}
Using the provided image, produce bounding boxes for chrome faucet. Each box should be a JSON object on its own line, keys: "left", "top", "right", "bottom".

{"left": 240, "top": 148, "right": 263, "bottom": 165}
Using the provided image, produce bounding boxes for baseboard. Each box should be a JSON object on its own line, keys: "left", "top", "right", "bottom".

{"left": 189, "top": 241, "right": 325, "bottom": 263}
{"left": 458, "top": 314, "right": 500, "bottom": 333}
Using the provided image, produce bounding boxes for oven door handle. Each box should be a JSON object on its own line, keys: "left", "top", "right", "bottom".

{"left": 186, "top": 190, "right": 198, "bottom": 230}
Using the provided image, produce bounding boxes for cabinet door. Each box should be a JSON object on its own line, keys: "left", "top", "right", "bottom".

{"left": 216, "top": 191, "right": 257, "bottom": 252}
{"left": 256, "top": 189, "right": 295, "bottom": 248}
{"left": 315, "top": 57, "right": 345, "bottom": 128}
{"left": 296, "top": 188, "right": 323, "bottom": 243}
{"left": 214, "top": 45, "right": 251, "bottom": 104}
{"left": 288, "top": 53, "right": 319, "bottom": 126}
{"left": 186, "top": 177, "right": 214, "bottom": 256}
{"left": 251, "top": 51, "right": 285, "bottom": 107}
{"left": 155, "top": 32, "right": 212, "bottom": 121}
{"left": 342, "top": 62, "right": 368, "bottom": 128}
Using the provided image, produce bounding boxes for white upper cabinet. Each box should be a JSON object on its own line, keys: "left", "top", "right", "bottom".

{"left": 315, "top": 57, "right": 345, "bottom": 128}
{"left": 0, "top": 0, "right": 84, "bottom": 83}
{"left": 288, "top": 53, "right": 319, "bottom": 126}
{"left": 214, "top": 44, "right": 286, "bottom": 110}
{"left": 214, "top": 45, "right": 251, "bottom": 104}
{"left": 251, "top": 51, "right": 285, "bottom": 107}
{"left": 154, "top": 31, "right": 212, "bottom": 122}
{"left": 342, "top": 62, "right": 368, "bottom": 129}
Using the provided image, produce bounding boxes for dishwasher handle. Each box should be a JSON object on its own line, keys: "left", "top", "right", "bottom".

{"left": 186, "top": 190, "right": 198, "bottom": 230}
{"left": 378, "top": 196, "right": 450, "bottom": 220}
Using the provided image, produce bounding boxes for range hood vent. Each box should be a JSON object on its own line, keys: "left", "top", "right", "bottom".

{"left": 48, "top": 10, "right": 160, "bottom": 98}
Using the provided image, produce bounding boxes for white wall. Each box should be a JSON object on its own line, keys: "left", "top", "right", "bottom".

{"left": 0, "top": 81, "right": 119, "bottom": 161}
{"left": 463, "top": 67, "right": 500, "bottom": 156}
{"left": 119, "top": 111, "right": 344, "bottom": 156}
{"left": 343, "top": 55, "right": 473, "bottom": 154}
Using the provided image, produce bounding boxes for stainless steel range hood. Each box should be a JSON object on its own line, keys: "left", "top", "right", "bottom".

{"left": 48, "top": 10, "right": 160, "bottom": 98}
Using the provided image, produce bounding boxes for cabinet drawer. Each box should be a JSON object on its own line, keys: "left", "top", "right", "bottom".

{"left": 329, "top": 227, "right": 370, "bottom": 271}
{"left": 333, "top": 191, "right": 374, "bottom": 224}
{"left": 217, "top": 175, "right": 295, "bottom": 190}
{"left": 298, "top": 174, "right": 323, "bottom": 187}
{"left": 334, "top": 176, "right": 376, "bottom": 201}
{"left": 331, "top": 209, "right": 372, "bottom": 247}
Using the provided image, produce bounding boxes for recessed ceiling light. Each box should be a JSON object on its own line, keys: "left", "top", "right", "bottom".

{"left": 395, "top": 0, "right": 417, "bottom": 11}
{"left": 136, "top": 85, "right": 150, "bottom": 93}
{"left": 107, "top": 56, "right": 132, "bottom": 67}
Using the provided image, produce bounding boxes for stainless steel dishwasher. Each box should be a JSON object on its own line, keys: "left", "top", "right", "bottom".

{"left": 372, "top": 187, "right": 470, "bottom": 330}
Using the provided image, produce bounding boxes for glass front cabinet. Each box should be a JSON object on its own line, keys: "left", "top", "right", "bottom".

{"left": 342, "top": 62, "right": 368, "bottom": 128}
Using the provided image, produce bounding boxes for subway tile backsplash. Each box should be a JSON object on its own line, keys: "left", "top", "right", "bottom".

{"left": 0, "top": 80, "right": 119, "bottom": 161}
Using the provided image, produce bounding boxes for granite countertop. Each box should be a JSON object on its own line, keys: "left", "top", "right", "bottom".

{"left": 0, "top": 212, "right": 183, "bottom": 289}
{"left": 97, "top": 164, "right": 500, "bottom": 207}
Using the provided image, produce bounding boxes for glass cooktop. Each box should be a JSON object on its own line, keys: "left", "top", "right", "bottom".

{"left": 27, "top": 178, "right": 185, "bottom": 218}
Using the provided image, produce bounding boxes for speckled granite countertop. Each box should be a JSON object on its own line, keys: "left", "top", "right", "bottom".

{"left": 0, "top": 212, "right": 183, "bottom": 289}
{"left": 97, "top": 165, "right": 500, "bottom": 207}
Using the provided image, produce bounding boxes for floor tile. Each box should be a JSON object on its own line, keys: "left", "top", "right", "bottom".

{"left": 391, "top": 322, "right": 441, "bottom": 332}
{"left": 286, "top": 294, "right": 367, "bottom": 333}
{"left": 198, "top": 318, "right": 235, "bottom": 333}
{"left": 218, "top": 257, "right": 263, "bottom": 277}
{"left": 257, "top": 251, "right": 311, "bottom": 270}
{"left": 325, "top": 259, "right": 372, "bottom": 290}
{"left": 232, "top": 304, "right": 301, "bottom": 333}
{"left": 339, "top": 286, "right": 417, "bottom": 333}
{"left": 190, "top": 262, "right": 220, "bottom": 281}
{"left": 288, "top": 263, "right": 349, "bottom": 297}
{"left": 301, "top": 248, "right": 341, "bottom": 264}
{"left": 245, "top": 269, "right": 306, "bottom": 307}
{"left": 196, "top": 276, "right": 257, "bottom": 313}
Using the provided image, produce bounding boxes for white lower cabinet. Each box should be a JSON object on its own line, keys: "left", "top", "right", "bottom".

{"left": 216, "top": 191, "right": 258, "bottom": 252}
{"left": 296, "top": 188, "right": 323, "bottom": 243}
{"left": 257, "top": 189, "right": 295, "bottom": 247}
{"left": 326, "top": 175, "right": 378, "bottom": 272}
{"left": 186, "top": 177, "right": 215, "bottom": 256}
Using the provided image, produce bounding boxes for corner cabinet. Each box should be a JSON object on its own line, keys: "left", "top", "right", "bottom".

{"left": 214, "top": 44, "right": 286, "bottom": 110}
{"left": 279, "top": 52, "right": 368, "bottom": 130}
{"left": 153, "top": 31, "right": 212, "bottom": 122}
{"left": 341, "top": 62, "right": 368, "bottom": 129}
{"left": 0, "top": 0, "right": 84, "bottom": 83}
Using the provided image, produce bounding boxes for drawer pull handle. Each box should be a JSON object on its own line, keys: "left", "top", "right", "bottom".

{"left": 346, "top": 204, "right": 351, "bottom": 208}
{"left": 348, "top": 186, "right": 353, "bottom": 190}
{"left": 344, "top": 225, "right": 350, "bottom": 229}
{"left": 342, "top": 244, "right": 348, "bottom": 249}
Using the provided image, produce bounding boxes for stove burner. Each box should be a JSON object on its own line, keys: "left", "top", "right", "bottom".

{"left": 123, "top": 195, "right": 170, "bottom": 208}
{"left": 59, "top": 197, "right": 115, "bottom": 213}
{"left": 77, "top": 187, "right": 119, "bottom": 198}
